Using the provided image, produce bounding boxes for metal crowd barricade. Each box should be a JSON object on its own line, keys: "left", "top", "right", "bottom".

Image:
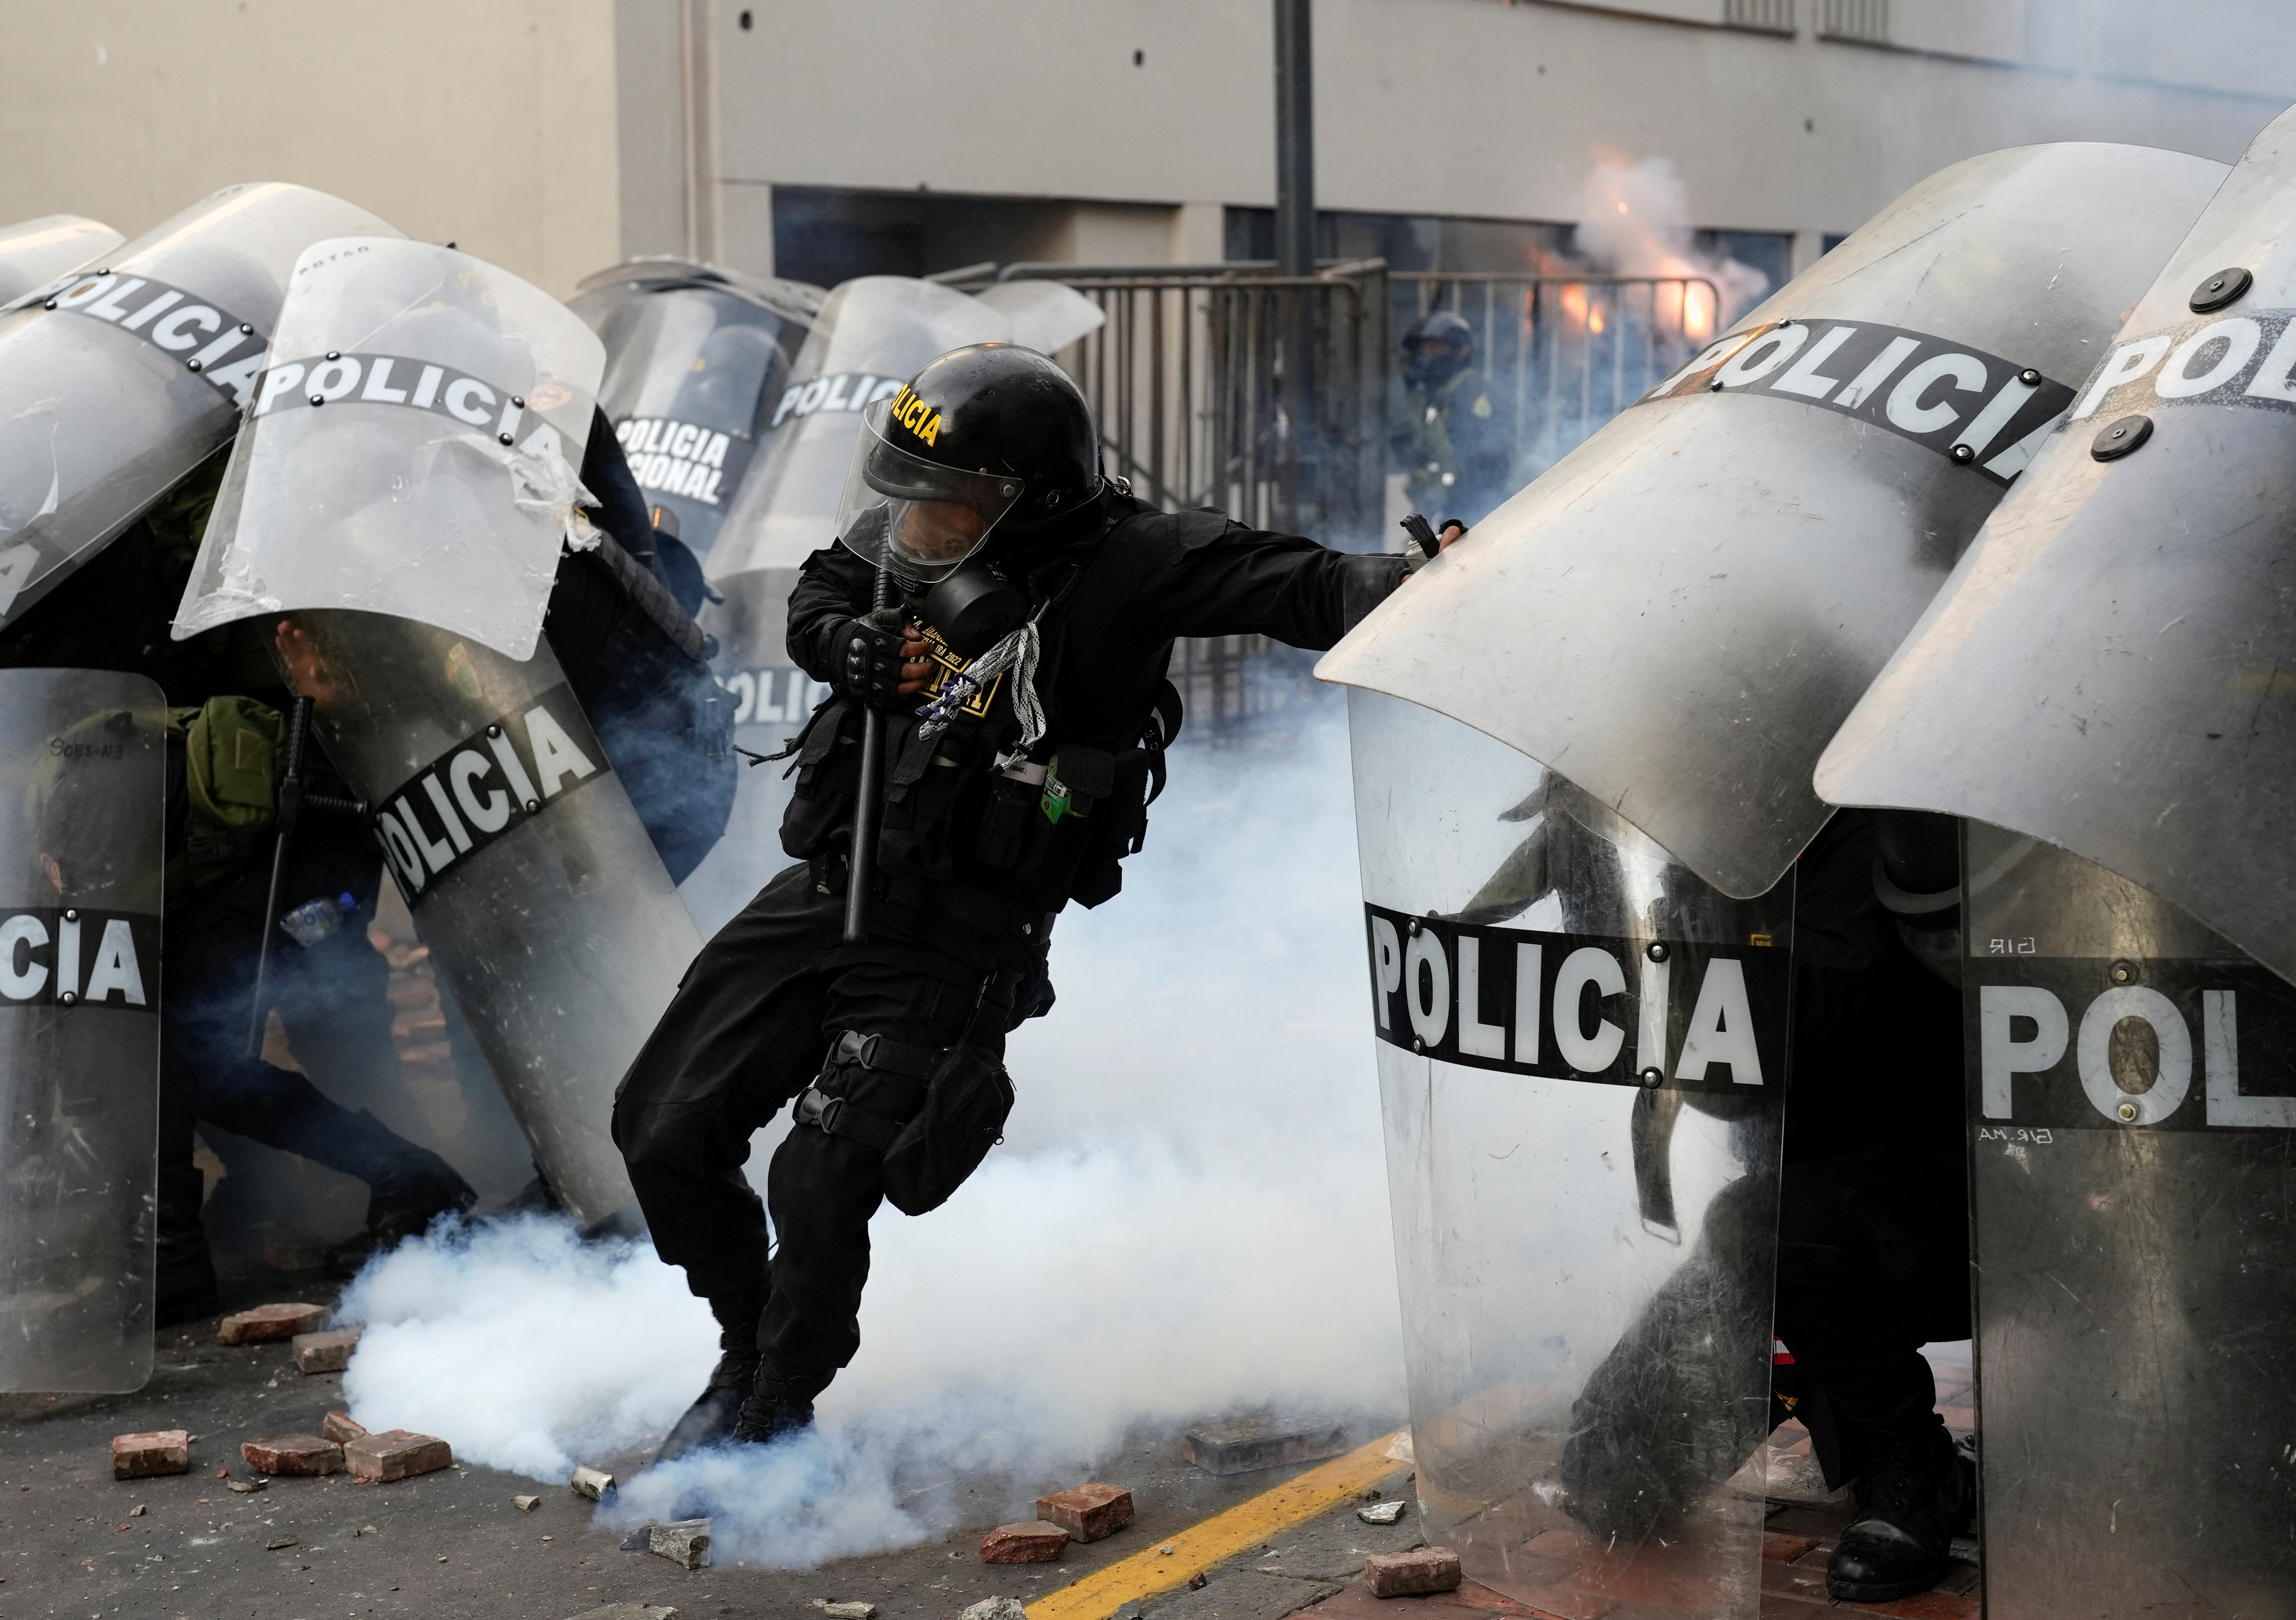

{"left": 1395, "top": 271, "right": 1723, "bottom": 484}
{"left": 980, "top": 259, "right": 1390, "bottom": 739}
{"left": 956, "top": 262, "right": 1712, "bottom": 739}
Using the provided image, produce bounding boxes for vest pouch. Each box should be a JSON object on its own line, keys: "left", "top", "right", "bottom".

{"left": 777, "top": 697, "right": 866, "bottom": 861}
{"left": 880, "top": 1041, "right": 1016, "bottom": 1216}
{"left": 972, "top": 774, "right": 1036, "bottom": 868}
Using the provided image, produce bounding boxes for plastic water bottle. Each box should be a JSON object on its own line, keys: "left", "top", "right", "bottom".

{"left": 279, "top": 892, "right": 360, "bottom": 949}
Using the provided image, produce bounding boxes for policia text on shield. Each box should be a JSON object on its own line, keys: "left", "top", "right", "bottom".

{"left": 1321, "top": 138, "right": 2239, "bottom": 1613}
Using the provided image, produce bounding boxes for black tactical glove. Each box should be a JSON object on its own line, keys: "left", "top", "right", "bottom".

{"left": 831, "top": 607, "right": 910, "bottom": 707}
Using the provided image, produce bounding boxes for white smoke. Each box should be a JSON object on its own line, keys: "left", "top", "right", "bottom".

{"left": 1572, "top": 153, "right": 1772, "bottom": 330}
{"left": 335, "top": 705, "right": 1405, "bottom": 1566}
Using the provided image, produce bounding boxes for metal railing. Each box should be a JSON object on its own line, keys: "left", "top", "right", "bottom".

{"left": 986, "top": 260, "right": 1389, "bottom": 739}
{"left": 1396, "top": 272, "right": 1723, "bottom": 487}
{"left": 966, "top": 262, "right": 1719, "bottom": 739}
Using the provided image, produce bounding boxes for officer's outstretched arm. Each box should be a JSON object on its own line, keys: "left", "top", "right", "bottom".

{"left": 1134, "top": 518, "right": 1410, "bottom": 651}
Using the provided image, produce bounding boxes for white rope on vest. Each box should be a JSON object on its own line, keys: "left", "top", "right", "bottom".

{"left": 913, "top": 610, "right": 1047, "bottom": 749}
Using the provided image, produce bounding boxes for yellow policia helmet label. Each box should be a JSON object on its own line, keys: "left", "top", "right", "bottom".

{"left": 890, "top": 384, "right": 944, "bottom": 447}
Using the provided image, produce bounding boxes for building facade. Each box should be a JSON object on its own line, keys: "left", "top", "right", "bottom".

{"left": 1, "top": 1, "right": 2292, "bottom": 298}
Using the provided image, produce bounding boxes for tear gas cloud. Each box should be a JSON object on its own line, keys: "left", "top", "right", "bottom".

{"left": 1572, "top": 152, "right": 1771, "bottom": 331}
{"left": 338, "top": 704, "right": 1405, "bottom": 1565}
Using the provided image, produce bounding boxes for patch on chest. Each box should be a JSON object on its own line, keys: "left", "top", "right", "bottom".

{"left": 916, "top": 623, "right": 1004, "bottom": 722}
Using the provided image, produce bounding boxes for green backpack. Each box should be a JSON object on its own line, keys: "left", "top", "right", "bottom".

{"left": 165, "top": 696, "right": 284, "bottom": 903}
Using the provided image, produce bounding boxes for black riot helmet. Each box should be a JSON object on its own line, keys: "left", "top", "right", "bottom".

{"left": 1401, "top": 309, "right": 1475, "bottom": 389}
{"left": 833, "top": 342, "right": 1103, "bottom": 583}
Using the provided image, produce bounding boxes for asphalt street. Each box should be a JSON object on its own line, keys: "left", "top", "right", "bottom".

{"left": 1, "top": 1272, "right": 1418, "bottom": 1620}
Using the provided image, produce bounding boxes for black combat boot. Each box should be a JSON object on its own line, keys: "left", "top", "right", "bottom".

{"left": 731, "top": 1362, "right": 825, "bottom": 1446}
{"left": 322, "top": 1113, "right": 477, "bottom": 1277}
{"left": 155, "top": 1159, "right": 220, "bottom": 1327}
{"left": 652, "top": 1289, "right": 767, "bottom": 1464}
{"left": 1825, "top": 1425, "right": 1974, "bottom": 1602}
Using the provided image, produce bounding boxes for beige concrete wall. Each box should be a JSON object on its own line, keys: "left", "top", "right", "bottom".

{"left": 0, "top": 0, "right": 622, "bottom": 298}
{"left": 715, "top": 0, "right": 2293, "bottom": 247}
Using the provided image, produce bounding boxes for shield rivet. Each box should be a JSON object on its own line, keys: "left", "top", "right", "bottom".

{"left": 239, "top": 322, "right": 254, "bottom": 334}
{"left": 2190, "top": 266, "right": 2252, "bottom": 313}
{"left": 325, "top": 350, "right": 340, "bottom": 361}
{"left": 2018, "top": 367, "right": 2041, "bottom": 386}
{"left": 2117, "top": 1100, "right": 2140, "bottom": 1123}
{"left": 2092, "top": 415, "right": 2152, "bottom": 461}
{"left": 308, "top": 394, "right": 324, "bottom": 407}
{"left": 42, "top": 299, "right": 56, "bottom": 310}
{"left": 94, "top": 268, "right": 110, "bottom": 276}
{"left": 186, "top": 358, "right": 202, "bottom": 372}
{"left": 1408, "top": 916, "right": 1423, "bottom": 937}
{"left": 498, "top": 432, "right": 514, "bottom": 445}
{"left": 523, "top": 799, "right": 539, "bottom": 814}
{"left": 486, "top": 724, "right": 502, "bottom": 738}
{"left": 58, "top": 991, "right": 76, "bottom": 1006}
{"left": 512, "top": 396, "right": 525, "bottom": 409}
{"left": 2110, "top": 960, "right": 2139, "bottom": 984}
{"left": 1949, "top": 444, "right": 1975, "bottom": 464}
{"left": 1413, "top": 1037, "right": 1426, "bottom": 1055}
{"left": 1709, "top": 379, "right": 1724, "bottom": 391}
{"left": 1645, "top": 941, "right": 1668, "bottom": 962}
{"left": 1638, "top": 1067, "right": 1664, "bottom": 1088}
{"left": 62, "top": 909, "right": 77, "bottom": 922}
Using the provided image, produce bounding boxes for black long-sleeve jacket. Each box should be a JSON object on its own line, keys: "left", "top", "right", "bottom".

{"left": 780, "top": 489, "right": 1403, "bottom": 913}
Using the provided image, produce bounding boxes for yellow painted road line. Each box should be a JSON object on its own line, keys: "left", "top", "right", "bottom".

{"left": 1025, "top": 1431, "right": 1408, "bottom": 1620}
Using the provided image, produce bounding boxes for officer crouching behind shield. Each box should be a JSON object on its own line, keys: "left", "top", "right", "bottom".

{"left": 615, "top": 344, "right": 1415, "bottom": 1456}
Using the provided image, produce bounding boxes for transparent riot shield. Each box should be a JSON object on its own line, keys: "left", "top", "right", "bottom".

{"left": 572, "top": 258, "right": 820, "bottom": 559}
{"left": 174, "top": 236, "right": 600, "bottom": 662}
{"left": 0, "top": 184, "right": 400, "bottom": 634}
{"left": 686, "top": 277, "right": 1012, "bottom": 925}
{"left": 1960, "top": 823, "right": 2296, "bottom": 1614}
{"left": 1821, "top": 105, "right": 2296, "bottom": 993}
{"left": 0, "top": 670, "right": 165, "bottom": 1394}
{"left": 1321, "top": 142, "right": 2223, "bottom": 901}
{"left": 266, "top": 609, "right": 696, "bottom": 1233}
{"left": 0, "top": 214, "right": 122, "bottom": 306}
{"left": 1351, "top": 690, "right": 1792, "bottom": 1619}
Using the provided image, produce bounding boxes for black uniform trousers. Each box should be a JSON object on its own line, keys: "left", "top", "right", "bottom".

{"left": 612, "top": 860, "right": 1049, "bottom": 1389}
{"left": 156, "top": 824, "right": 414, "bottom": 1294}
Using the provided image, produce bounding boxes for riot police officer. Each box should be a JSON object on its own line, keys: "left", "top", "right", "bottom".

{"left": 1392, "top": 310, "right": 1516, "bottom": 526}
{"left": 615, "top": 344, "right": 1408, "bottom": 1456}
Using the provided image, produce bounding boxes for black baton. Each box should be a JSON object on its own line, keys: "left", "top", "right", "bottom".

{"left": 844, "top": 566, "right": 896, "bottom": 945}
{"left": 244, "top": 693, "right": 366, "bottom": 1059}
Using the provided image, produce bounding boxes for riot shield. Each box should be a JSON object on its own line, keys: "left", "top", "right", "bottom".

{"left": 176, "top": 240, "right": 692, "bottom": 1230}
{"left": 174, "top": 237, "right": 600, "bottom": 662}
{"left": 1351, "top": 689, "right": 1792, "bottom": 1619}
{"left": 254, "top": 610, "right": 694, "bottom": 1233}
{"left": 0, "top": 214, "right": 122, "bottom": 305}
{"left": 1819, "top": 105, "right": 2296, "bottom": 993}
{"left": 0, "top": 670, "right": 165, "bottom": 1394}
{"left": 571, "top": 258, "right": 821, "bottom": 559}
{"left": 1959, "top": 824, "right": 2296, "bottom": 1614}
{"left": 685, "top": 277, "right": 1011, "bottom": 926}
{"left": 0, "top": 184, "right": 400, "bottom": 633}
{"left": 1319, "top": 142, "right": 2224, "bottom": 901}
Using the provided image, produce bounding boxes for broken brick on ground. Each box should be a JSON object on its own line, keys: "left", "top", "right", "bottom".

{"left": 322, "top": 1410, "right": 368, "bottom": 1443}
{"left": 1037, "top": 1481, "right": 1135, "bottom": 1542}
{"left": 292, "top": 1327, "right": 363, "bottom": 1374}
{"left": 218, "top": 1302, "right": 329, "bottom": 1345}
{"left": 343, "top": 1428, "right": 452, "bottom": 1482}
{"left": 110, "top": 1430, "right": 190, "bottom": 1480}
{"left": 1364, "top": 1547, "right": 1462, "bottom": 1598}
{"left": 650, "top": 1518, "right": 712, "bottom": 1570}
{"left": 980, "top": 1521, "right": 1070, "bottom": 1563}
{"left": 240, "top": 1434, "right": 344, "bottom": 1476}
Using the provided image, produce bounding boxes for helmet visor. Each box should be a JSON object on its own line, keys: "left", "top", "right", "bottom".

{"left": 832, "top": 396, "right": 1024, "bottom": 582}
